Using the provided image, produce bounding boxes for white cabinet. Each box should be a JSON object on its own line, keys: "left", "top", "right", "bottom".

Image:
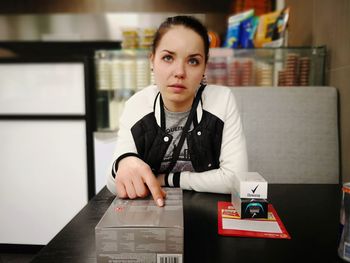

{"left": 0, "top": 63, "right": 85, "bottom": 114}
{"left": 0, "top": 121, "right": 88, "bottom": 244}
{"left": 0, "top": 61, "right": 91, "bottom": 245}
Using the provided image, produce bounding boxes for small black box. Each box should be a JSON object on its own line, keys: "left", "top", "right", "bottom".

{"left": 232, "top": 189, "right": 268, "bottom": 219}
{"left": 240, "top": 198, "right": 268, "bottom": 219}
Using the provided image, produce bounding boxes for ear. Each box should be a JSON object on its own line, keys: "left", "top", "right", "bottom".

{"left": 149, "top": 53, "right": 155, "bottom": 69}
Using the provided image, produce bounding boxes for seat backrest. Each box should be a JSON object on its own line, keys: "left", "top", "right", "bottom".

{"left": 232, "top": 86, "right": 339, "bottom": 184}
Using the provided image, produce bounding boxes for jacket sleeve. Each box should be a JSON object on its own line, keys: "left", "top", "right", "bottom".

{"left": 106, "top": 100, "right": 140, "bottom": 195}
{"left": 170, "top": 90, "right": 248, "bottom": 194}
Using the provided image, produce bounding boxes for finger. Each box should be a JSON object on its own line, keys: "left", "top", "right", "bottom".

{"left": 124, "top": 180, "right": 137, "bottom": 199}
{"left": 116, "top": 180, "right": 127, "bottom": 199}
{"left": 143, "top": 173, "right": 165, "bottom": 207}
{"left": 161, "top": 188, "right": 167, "bottom": 198}
{"left": 133, "top": 176, "right": 150, "bottom": 198}
{"left": 156, "top": 173, "right": 165, "bottom": 186}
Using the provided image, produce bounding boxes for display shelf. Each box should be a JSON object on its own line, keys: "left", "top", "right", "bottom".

{"left": 95, "top": 49, "right": 152, "bottom": 131}
{"left": 207, "top": 46, "right": 326, "bottom": 88}
{"left": 95, "top": 47, "right": 326, "bottom": 132}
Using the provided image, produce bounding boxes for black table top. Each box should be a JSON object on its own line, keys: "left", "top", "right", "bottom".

{"left": 32, "top": 184, "right": 344, "bottom": 263}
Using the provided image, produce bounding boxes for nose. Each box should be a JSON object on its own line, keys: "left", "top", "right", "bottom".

{"left": 174, "top": 61, "right": 186, "bottom": 79}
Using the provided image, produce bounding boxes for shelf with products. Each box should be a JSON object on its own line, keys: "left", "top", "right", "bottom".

{"left": 95, "top": 49, "right": 153, "bottom": 131}
{"left": 206, "top": 46, "right": 326, "bottom": 87}
{"left": 95, "top": 46, "right": 326, "bottom": 132}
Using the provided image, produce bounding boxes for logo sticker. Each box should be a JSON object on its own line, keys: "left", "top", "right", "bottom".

{"left": 251, "top": 184, "right": 259, "bottom": 193}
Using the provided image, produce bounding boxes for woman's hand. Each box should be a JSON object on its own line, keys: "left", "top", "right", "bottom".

{"left": 115, "top": 156, "right": 166, "bottom": 206}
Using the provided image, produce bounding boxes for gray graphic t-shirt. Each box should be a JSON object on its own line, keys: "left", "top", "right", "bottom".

{"left": 159, "top": 108, "right": 195, "bottom": 174}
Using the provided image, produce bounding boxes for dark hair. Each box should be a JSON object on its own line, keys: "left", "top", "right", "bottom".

{"left": 152, "top": 16, "right": 209, "bottom": 63}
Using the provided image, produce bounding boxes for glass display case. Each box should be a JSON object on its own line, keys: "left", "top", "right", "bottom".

{"left": 206, "top": 46, "right": 326, "bottom": 88}
{"left": 95, "top": 46, "right": 326, "bottom": 132}
{"left": 95, "top": 49, "right": 152, "bottom": 131}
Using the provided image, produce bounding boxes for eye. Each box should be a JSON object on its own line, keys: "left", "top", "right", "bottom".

{"left": 162, "top": 55, "right": 173, "bottom": 63}
{"left": 188, "top": 58, "right": 200, "bottom": 65}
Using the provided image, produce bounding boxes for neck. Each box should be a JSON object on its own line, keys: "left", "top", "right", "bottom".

{"left": 162, "top": 98, "right": 193, "bottom": 112}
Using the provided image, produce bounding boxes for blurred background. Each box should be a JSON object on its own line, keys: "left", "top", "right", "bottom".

{"left": 0, "top": 0, "right": 349, "bottom": 262}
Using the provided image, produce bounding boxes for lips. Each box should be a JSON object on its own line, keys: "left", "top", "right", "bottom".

{"left": 168, "top": 84, "right": 186, "bottom": 93}
{"left": 168, "top": 83, "right": 186, "bottom": 89}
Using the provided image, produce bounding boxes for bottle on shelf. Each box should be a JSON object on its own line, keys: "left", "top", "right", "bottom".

{"left": 95, "top": 49, "right": 152, "bottom": 131}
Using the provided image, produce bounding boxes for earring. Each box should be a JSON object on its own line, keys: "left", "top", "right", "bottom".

{"left": 200, "top": 74, "right": 207, "bottom": 85}
{"left": 150, "top": 68, "right": 156, "bottom": 85}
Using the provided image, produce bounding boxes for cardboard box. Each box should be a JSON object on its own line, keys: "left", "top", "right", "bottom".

{"left": 95, "top": 188, "right": 183, "bottom": 263}
{"left": 231, "top": 189, "right": 268, "bottom": 219}
{"left": 233, "top": 172, "right": 268, "bottom": 199}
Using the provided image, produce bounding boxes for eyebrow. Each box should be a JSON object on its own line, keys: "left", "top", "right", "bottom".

{"left": 161, "top": 49, "right": 175, "bottom": 55}
{"left": 189, "top": 53, "right": 203, "bottom": 58}
{"left": 161, "top": 49, "right": 203, "bottom": 58}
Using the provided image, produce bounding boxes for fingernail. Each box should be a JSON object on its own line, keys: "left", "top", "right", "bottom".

{"left": 157, "top": 198, "right": 164, "bottom": 207}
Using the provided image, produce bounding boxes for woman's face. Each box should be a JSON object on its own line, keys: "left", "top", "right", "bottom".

{"left": 151, "top": 25, "right": 206, "bottom": 112}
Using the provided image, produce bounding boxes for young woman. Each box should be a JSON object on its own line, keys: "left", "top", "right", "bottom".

{"left": 107, "top": 16, "right": 248, "bottom": 206}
